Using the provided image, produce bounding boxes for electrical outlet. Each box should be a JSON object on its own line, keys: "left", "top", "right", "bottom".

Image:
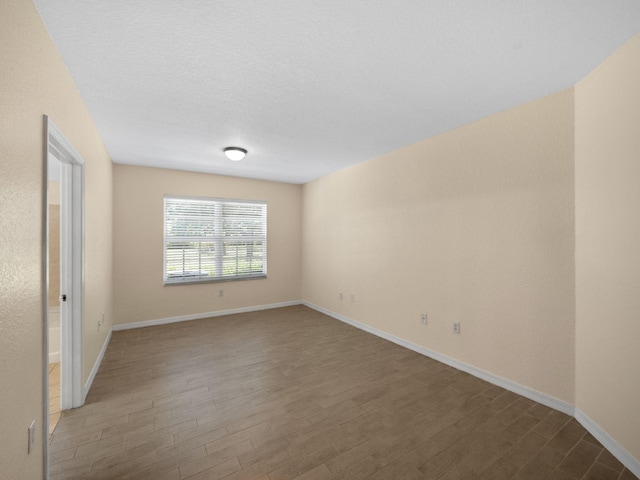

{"left": 339, "top": 292, "right": 343, "bottom": 300}
{"left": 98, "top": 313, "right": 104, "bottom": 327}
{"left": 421, "top": 313, "right": 428, "bottom": 324}
{"left": 28, "top": 420, "right": 36, "bottom": 454}
{"left": 218, "top": 289, "right": 224, "bottom": 297}
{"left": 453, "top": 322, "right": 461, "bottom": 334}
{"left": 350, "top": 294, "right": 355, "bottom": 303}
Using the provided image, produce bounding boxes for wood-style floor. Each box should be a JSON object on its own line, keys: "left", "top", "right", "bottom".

{"left": 49, "top": 305, "right": 637, "bottom": 480}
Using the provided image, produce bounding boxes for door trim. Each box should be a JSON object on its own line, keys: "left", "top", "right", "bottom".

{"left": 43, "top": 116, "right": 85, "bottom": 478}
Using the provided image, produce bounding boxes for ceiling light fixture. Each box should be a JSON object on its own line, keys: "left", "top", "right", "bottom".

{"left": 224, "top": 147, "right": 247, "bottom": 161}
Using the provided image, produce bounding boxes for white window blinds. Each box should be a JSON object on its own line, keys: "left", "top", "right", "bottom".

{"left": 164, "top": 195, "right": 267, "bottom": 284}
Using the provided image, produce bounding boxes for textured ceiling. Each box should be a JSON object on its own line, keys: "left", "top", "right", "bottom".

{"left": 35, "top": 1, "right": 640, "bottom": 184}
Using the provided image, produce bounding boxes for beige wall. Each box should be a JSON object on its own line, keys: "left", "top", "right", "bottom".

{"left": 302, "top": 89, "right": 576, "bottom": 403}
{"left": 0, "top": 0, "right": 113, "bottom": 477}
{"left": 113, "top": 165, "right": 302, "bottom": 325}
{"left": 575, "top": 33, "right": 640, "bottom": 461}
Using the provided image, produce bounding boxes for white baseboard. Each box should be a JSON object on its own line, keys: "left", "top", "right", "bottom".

{"left": 111, "top": 301, "right": 302, "bottom": 332}
{"left": 82, "top": 301, "right": 300, "bottom": 401}
{"left": 575, "top": 409, "right": 640, "bottom": 477}
{"left": 85, "top": 300, "right": 640, "bottom": 476}
{"left": 83, "top": 328, "right": 112, "bottom": 402}
{"left": 302, "top": 301, "right": 574, "bottom": 416}
{"left": 303, "top": 301, "right": 640, "bottom": 474}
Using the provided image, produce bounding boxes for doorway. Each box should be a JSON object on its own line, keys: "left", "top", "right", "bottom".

{"left": 44, "top": 116, "right": 85, "bottom": 476}
{"left": 47, "top": 155, "right": 62, "bottom": 438}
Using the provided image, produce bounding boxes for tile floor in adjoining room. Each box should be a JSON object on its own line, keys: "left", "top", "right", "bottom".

{"left": 48, "top": 305, "right": 638, "bottom": 480}
{"left": 49, "top": 362, "right": 61, "bottom": 439}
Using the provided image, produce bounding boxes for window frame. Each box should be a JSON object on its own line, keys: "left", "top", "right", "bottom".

{"left": 163, "top": 194, "right": 267, "bottom": 286}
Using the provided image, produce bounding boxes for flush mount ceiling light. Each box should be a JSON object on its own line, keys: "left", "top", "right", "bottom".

{"left": 223, "top": 147, "right": 247, "bottom": 161}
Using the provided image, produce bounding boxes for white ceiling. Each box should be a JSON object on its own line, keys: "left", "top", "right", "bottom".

{"left": 35, "top": 1, "right": 640, "bottom": 184}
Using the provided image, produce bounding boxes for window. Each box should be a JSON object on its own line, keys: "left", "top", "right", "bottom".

{"left": 164, "top": 195, "right": 267, "bottom": 285}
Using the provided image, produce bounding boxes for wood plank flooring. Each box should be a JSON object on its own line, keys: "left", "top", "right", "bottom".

{"left": 49, "top": 305, "right": 638, "bottom": 480}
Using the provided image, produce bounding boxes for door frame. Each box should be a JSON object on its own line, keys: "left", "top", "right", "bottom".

{"left": 43, "top": 116, "right": 85, "bottom": 477}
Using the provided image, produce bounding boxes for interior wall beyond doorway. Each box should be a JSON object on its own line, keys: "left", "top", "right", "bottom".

{"left": 48, "top": 181, "right": 60, "bottom": 308}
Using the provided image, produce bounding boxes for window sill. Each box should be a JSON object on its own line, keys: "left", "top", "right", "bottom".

{"left": 163, "top": 274, "right": 267, "bottom": 286}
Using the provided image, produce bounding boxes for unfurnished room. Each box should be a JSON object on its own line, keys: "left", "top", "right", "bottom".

{"left": 1, "top": 1, "right": 640, "bottom": 479}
